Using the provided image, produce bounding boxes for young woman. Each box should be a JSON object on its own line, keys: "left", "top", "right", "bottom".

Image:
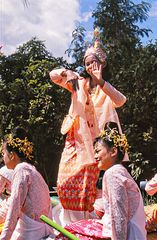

{"left": 49, "top": 35, "right": 127, "bottom": 226}
{"left": 56, "top": 122, "right": 147, "bottom": 240}
{"left": 0, "top": 127, "right": 54, "bottom": 240}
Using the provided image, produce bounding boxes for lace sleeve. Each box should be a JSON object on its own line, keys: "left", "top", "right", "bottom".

{"left": 105, "top": 170, "right": 128, "bottom": 240}
{"left": 102, "top": 81, "right": 126, "bottom": 108}
{"left": 0, "top": 169, "right": 30, "bottom": 240}
{"left": 49, "top": 68, "right": 76, "bottom": 92}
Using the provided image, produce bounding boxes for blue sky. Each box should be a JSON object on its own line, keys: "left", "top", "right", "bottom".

{"left": 138, "top": 0, "right": 157, "bottom": 43}
{"left": 1, "top": 0, "right": 157, "bottom": 59}
{"left": 79, "top": 0, "right": 157, "bottom": 44}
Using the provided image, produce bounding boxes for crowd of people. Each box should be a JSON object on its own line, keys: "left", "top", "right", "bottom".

{"left": 0, "top": 29, "right": 156, "bottom": 239}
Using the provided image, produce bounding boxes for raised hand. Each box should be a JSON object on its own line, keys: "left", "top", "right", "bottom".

{"left": 89, "top": 62, "right": 104, "bottom": 87}
{"left": 64, "top": 70, "right": 79, "bottom": 91}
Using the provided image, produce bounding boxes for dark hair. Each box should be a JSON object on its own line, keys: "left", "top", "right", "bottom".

{"left": 94, "top": 122, "right": 125, "bottom": 162}
{"left": 4, "top": 127, "right": 34, "bottom": 164}
{"left": 104, "top": 122, "right": 118, "bottom": 131}
{"left": 79, "top": 67, "right": 90, "bottom": 78}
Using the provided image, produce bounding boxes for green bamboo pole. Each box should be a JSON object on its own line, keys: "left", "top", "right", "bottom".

{"left": 40, "top": 215, "right": 80, "bottom": 240}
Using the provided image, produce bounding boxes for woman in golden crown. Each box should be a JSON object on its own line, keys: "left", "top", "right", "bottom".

{"left": 0, "top": 127, "right": 54, "bottom": 240}
{"left": 56, "top": 122, "right": 147, "bottom": 240}
{"left": 49, "top": 29, "right": 127, "bottom": 226}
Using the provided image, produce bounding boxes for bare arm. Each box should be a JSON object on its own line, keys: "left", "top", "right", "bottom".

{"left": 102, "top": 82, "right": 126, "bottom": 108}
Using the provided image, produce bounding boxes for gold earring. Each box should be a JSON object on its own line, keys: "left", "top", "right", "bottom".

{"left": 9, "top": 152, "right": 14, "bottom": 160}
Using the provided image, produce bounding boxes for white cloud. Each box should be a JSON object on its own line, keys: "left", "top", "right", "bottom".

{"left": 81, "top": 11, "right": 92, "bottom": 22}
{"left": 1, "top": 0, "right": 81, "bottom": 60}
{"left": 149, "top": 1, "right": 157, "bottom": 17}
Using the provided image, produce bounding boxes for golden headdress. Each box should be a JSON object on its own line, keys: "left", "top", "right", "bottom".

{"left": 6, "top": 134, "right": 33, "bottom": 160}
{"left": 99, "top": 128, "right": 129, "bottom": 153}
{"left": 84, "top": 28, "right": 107, "bottom": 64}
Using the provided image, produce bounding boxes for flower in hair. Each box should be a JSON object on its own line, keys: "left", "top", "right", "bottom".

{"left": 99, "top": 128, "right": 129, "bottom": 153}
{"left": 6, "top": 134, "right": 33, "bottom": 160}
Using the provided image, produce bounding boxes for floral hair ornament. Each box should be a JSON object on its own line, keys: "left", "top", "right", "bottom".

{"left": 99, "top": 128, "right": 130, "bottom": 153}
{"left": 84, "top": 28, "right": 107, "bottom": 64}
{"left": 6, "top": 134, "right": 33, "bottom": 160}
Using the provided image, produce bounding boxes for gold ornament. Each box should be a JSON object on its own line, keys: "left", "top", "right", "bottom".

{"left": 6, "top": 134, "right": 33, "bottom": 160}
{"left": 99, "top": 128, "right": 129, "bottom": 153}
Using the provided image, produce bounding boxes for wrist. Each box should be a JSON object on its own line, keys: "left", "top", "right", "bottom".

{"left": 61, "top": 69, "right": 73, "bottom": 78}
{"left": 99, "top": 79, "right": 105, "bottom": 88}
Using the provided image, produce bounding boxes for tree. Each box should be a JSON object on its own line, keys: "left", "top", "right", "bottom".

{"left": 66, "top": 0, "right": 157, "bottom": 182}
{"left": 1, "top": 0, "right": 157, "bottom": 188}
{"left": 0, "top": 38, "right": 70, "bottom": 187}
{"left": 122, "top": 41, "right": 157, "bottom": 181}
{"left": 92, "top": 0, "right": 151, "bottom": 67}
{"left": 65, "top": 25, "right": 89, "bottom": 70}
{"left": 91, "top": 0, "right": 156, "bottom": 181}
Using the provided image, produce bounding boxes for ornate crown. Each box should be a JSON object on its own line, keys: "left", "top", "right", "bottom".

{"left": 99, "top": 128, "right": 129, "bottom": 153}
{"left": 6, "top": 134, "right": 33, "bottom": 160}
{"left": 84, "top": 28, "right": 107, "bottom": 64}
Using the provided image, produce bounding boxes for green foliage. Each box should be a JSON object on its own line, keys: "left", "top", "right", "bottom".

{"left": 129, "top": 152, "right": 149, "bottom": 180}
{"left": 0, "top": 0, "right": 157, "bottom": 187}
{"left": 92, "top": 1, "right": 151, "bottom": 80}
{"left": 0, "top": 38, "right": 70, "bottom": 187}
{"left": 116, "top": 41, "right": 157, "bottom": 181}
{"left": 91, "top": 1, "right": 157, "bottom": 182}
{"left": 93, "top": 0, "right": 151, "bottom": 51}
{"left": 66, "top": 0, "right": 157, "bottom": 182}
{"left": 65, "top": 25, "right": 89, "bottom": 70}
{"left": 142, "top": 192, "right": 157, "bottom": 206}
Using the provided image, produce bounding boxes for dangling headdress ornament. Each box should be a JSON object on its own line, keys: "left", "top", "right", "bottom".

{"left": 5, "top": 134, "right": 33, "bottom": 160}
{"left": 84, "top": 28, "right": 107, "bottom": 64}
{"left": 99, "top": 127, "right": 129, "bottom": 153}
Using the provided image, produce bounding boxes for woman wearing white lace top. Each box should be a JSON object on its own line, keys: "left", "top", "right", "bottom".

{"left": 0, "top": 127, "right": 54, "bottom": 240}
{"left": 56, "top": 122, "right": 147, "bottom": 240}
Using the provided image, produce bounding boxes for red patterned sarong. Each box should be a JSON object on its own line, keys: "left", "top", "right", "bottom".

{"left": 58, "top": 163, "right": 99, "bottom": 212}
